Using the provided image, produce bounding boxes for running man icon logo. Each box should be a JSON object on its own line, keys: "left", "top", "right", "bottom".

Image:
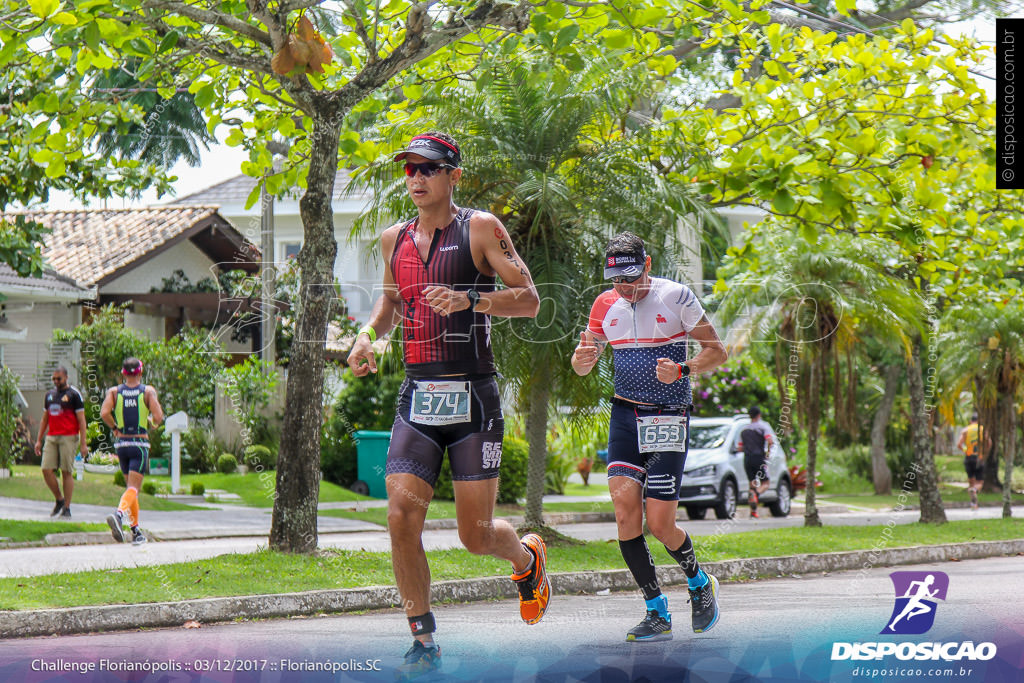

{"left": 881, "top": 571, "right": 949, "bottom": 635}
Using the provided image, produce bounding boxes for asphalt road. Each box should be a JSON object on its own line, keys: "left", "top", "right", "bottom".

{"left": 1, "top": 556, "right": 1020, "bottom": 683}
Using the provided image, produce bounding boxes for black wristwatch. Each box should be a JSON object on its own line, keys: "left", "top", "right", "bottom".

{"left": 678, "top": 362, "right": 691, "bottom": 381}
{"left": 466, "top": 289, "right": 480, "bottom": 312}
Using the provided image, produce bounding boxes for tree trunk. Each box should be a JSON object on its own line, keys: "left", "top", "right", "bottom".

{"left": 803, "top": 353, "right": 822, "bottom": 527}
{"left": 907, "top": 339, "right": 946, "bottom": 524}
{"left": 870, "top": 364, "right": 899, "bottom": 495}
{"left": 1003, "top": 397, "right": 1016, "bottom": 518}
{"left": 523, "top": 368, "right": 551, "bottom": 529}
{"left": 270, "top": 113, "right": 340, "bottom": 553}
{"left": 982, "top": 399, "right": 1003, "bottom": 493}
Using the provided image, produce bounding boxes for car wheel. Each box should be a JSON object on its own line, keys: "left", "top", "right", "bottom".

{"left": 350, "top": 480, "right": 370, "bottom": 496}
{"left": 769, "top": 478, "right": 792, "bottom": 517}
{"left": 714, "top": 479, "right": 737, "bottom": 519}
{"left": 686, "top": 506, "right": 708, "bottom": 521}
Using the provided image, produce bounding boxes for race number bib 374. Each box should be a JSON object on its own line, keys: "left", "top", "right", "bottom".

{"left": 636, "top": 415, "right": 688, "bottom": 453}
{"left": 410, "top": 381, "right": 471, "bottom": 425}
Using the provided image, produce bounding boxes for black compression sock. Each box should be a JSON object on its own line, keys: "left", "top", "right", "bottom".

{"left": 665, "top": 534, "right": 701, "bottom": 580}
{"left": 619, "top": 535, "right": 661, "bottom": 601}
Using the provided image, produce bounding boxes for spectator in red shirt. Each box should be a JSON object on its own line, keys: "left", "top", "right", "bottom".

{"left": 34, "top": 366, "right": 87, "bottom": 518}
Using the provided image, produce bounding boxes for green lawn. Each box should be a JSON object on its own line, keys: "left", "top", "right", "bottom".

{"left": 1, "top": 518, "right": 1020, "bottom": 610}
{"left": 0, "top": 519, "right": 109, "bottom": 543}
{"left": 818, "top": 489, "right": 1024, "bottom": 511}
{"left": 142, "top": 472, "right": 375, "bottom": 508}
{"left": 0, "top": 466, "right": 202, "bottom": 511}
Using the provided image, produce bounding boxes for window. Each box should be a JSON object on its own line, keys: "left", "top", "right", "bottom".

{"left": 282, "top": 242, "right": 301, "bottom": 261}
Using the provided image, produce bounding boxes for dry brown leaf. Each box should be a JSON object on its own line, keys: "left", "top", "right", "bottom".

{"left": 288, "top": 34, "right": 313, "bottom": 66}
{"left": 296, "top": 15, "right": 317, "bottom": 42}
{"left": 271, "top": 47, "right": 296, "bottom": 75}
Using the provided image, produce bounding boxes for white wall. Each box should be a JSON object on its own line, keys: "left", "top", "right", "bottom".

{"left": 222, "top": 207, "right": 383, "bottom": 318}
{"left": 3, "top": 303, "right": 80, "bottom": 391}
{"left": 102, "top": 239, "right": 218, "bottom": 295}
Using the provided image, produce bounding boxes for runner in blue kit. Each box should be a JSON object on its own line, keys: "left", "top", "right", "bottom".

{"left": 572, "top": 231, "right": 728, "bottom": 642}
{"left": 347, "top": 132, "right": 548, "bottom": 679}
{"left": 100, "top": 357, "right": 163, "bottom": 545}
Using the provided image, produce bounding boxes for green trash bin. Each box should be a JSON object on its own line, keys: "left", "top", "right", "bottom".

{"left": 353, "top": 430, "right": 391, "bottom": 499}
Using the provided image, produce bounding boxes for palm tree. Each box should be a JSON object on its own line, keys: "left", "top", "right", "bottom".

{"left": 93, "top": 61, "right": 214, "bottom": 171}
{"left": 939, "top": 299, "right": 1024, "bottom": 517}
{"left": 352, "top": 53, "right": 713, "bottom": 529}
{"left": 717, "top": 229, "right": 923, "bottom": 526}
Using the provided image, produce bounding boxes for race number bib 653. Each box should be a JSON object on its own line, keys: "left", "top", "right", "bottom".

{"left": 636, "top": 415, "right": 688, "bottom": 453}
{"left": 410, "top": 381, "right": 471, "bottom": 425}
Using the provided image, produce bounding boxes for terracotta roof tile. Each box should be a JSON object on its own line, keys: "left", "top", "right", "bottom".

{"left": 0, "top": 263, "right": 89, "bottom": 294}
{"left": 3, "top": 206, "right": 251, "bottom": 287}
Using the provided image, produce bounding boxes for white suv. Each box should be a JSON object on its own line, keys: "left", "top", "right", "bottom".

{"left": 677, "top": 415, "right": 792, "bottom": 520}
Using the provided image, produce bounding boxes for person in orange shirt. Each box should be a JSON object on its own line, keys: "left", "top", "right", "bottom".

{"left": 956, "top": 413, "right": 991, "bottom": 510}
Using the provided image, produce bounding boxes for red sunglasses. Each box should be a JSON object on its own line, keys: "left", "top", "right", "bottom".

{"left": 403, "top": 161, "right": 455, "bottom": 178}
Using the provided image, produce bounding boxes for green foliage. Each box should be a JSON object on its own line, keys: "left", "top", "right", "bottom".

{"left": 142, "top": 481, "right": 157, "bottom": 496}
{"left": 321, "top": 364, "right": 405, "bottom": 487}
{"left": 181, "top": 427, "right": 217, "bottom": 474}
{"left": 217, "top": 453, "right": 238, "bottom": 474}
{"left": 691, "top": 353, "right": 779, "bottom": 419}
{"left": 220, "top": 356, "right": 279, "bottom": 448}
{"left": 0, "top": 365, "right": 20, "bottom": 469}
{"left": 243, "top": 445, "right": 277, "bottom": 471}
{"left": 147, "top": 425, "right": 165, "bottom": 459}
{"left": 113, "top": 470, "right": 126, "bottom": 487}
{"left": 190, "top": 481, "right": 205, "bottom": 496}
{"left": 496, "top": 437, "right": 529, "bottom": 504}
{"left": 147, "top": 327, "right": 229, "bottom": 419}
{"left": 55, "top": 306, "right": 228, "bottom": 422}
{"left": 0, "top": 12, "right": 171, "bottom": 273}
{"left": 433, "top": 436, "right": 530, "bottom": 503}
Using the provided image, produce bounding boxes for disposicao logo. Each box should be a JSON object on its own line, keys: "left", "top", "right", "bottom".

{"left": 882, "top": 570, "right": 948, "bottom": 635}
{"left": 831, "top": 570, "right": 997, "bottom": 663}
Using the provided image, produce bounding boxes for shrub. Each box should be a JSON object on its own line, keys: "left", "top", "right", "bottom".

{"left": 221, "top": 356, "right": 279, "bottom": 448}
{"left": 434, "top": 436, "right": 530, "bottom": 503}
{"left": 113, "top": 470, "right": 126, "bottom": 487}
{"left": 142, "top": 481, "right": 157, "bottom": 496}
{"left": 496, "top": 437, "right": 529, "bottom": 504}
{"left": 0, "top": 365, "right": 20, "bottom": 470}
{"left": 181, "top": 427, "right": 217, "bottom": 474}
{"left": 243, "top": 444, "right": 277, "bottom": 470}
{"left": 190, "top": 481, "right": 205, "bottom": 496}
{"left": 321, "top": 363, "right": 404, "bottom": 488}
{"left": 217, "top": 453, "right": 238, "bottom": 474}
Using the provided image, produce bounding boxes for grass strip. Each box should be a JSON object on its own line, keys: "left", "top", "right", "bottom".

{"left": 0, "top": 518, "right": 1020, "bottom": 611}
{"left": 145, "top": 472, "right": 374, "bottom": 508}
{"left": 0, "top": 520, "right": 109, "bottom": 543}
{"left": 0, "top": 467, "right": 201, "bottom": 511}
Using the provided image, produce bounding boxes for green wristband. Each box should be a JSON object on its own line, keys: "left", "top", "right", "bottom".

{"left": 358, "top": 325, "right": 376, "bottom": 342}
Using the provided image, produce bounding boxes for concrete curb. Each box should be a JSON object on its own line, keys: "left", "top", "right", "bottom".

{"left": 2, "top": 539, "right": 1022, "bottom": 639}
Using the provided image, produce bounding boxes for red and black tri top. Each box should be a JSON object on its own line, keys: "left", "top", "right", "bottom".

{"left": 390, "top": 208, "right": 496, "bottom": 379}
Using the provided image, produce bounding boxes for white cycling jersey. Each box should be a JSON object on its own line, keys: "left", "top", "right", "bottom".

{"left": 587, "top": 277, "right": 704, "bottom": 406}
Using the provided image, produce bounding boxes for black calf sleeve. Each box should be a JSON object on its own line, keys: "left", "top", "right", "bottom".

{"left": 619, "top": 535, "right": 661, "bottom": 600}
{"left": 666, "top": 534, "right": 701, "bottom": 579}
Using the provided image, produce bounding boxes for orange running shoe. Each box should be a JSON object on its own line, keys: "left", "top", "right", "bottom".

{"left": 511, "top": 533, "right": 550, "bottom": 625}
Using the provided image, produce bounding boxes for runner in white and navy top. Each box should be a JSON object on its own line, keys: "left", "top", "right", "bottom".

{"left": 572, "top": 231, "right": 728, "bottom": 642}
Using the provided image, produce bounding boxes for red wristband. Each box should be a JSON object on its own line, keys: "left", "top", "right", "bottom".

{"left": 677, "top": 363, "right": 683, "bottom": 381}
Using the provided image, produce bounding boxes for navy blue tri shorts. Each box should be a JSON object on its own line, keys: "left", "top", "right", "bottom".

{"left": 606, "top": 401, "right": 688, "bottom": 502}
{"left": 115, "top": 444, "right": 149, "bottom": 475}
{"left": 386, "top": 376, "right": 504, "bottom": 487}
